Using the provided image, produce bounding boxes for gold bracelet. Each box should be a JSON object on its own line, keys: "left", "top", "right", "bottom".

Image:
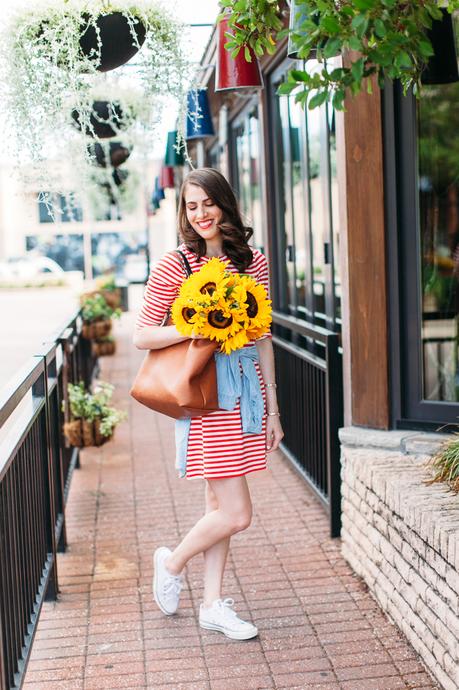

{"left": 267, "top": 411, "right": 280, "bottom": 416}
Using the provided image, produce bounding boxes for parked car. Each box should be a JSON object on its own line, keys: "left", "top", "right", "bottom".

{"left": 0, "top": 255, "right": 83, "bottom": 288}
{"left": 0, "top": 255, "right": 65, "bottom": 280}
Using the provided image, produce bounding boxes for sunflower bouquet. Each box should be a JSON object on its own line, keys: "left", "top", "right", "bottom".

{"left": 171, "top": 258, "right": 272, "bottom": 354}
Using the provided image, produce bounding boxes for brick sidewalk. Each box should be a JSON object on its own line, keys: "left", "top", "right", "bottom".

{"left": 23, "top": 314, "right": 438, "bottom": 690}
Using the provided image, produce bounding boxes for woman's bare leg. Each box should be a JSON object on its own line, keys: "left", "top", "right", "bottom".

{"left": 164, "top": 475, "right": 252, "bottom": 576}
{"left": 202, "top": 481, "right": 231, "bottom": 607}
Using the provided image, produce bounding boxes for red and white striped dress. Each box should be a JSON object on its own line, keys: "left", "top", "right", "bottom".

{"left": 135, "top": 243, "right": 272, "bottom": 480}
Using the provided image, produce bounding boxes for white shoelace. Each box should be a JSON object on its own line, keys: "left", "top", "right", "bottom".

{"left": 163, "top": 575, "right": 182, "bottom": 598}
{"left": 216, "top": 597, "right": 239, "bottom": 621}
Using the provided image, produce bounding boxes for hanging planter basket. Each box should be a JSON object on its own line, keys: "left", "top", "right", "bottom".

{"left": 63, "top": 418, "right": 114, "bottom": 447}
{"left": 2, "top": 1, "right": 191, "bottom": 217}
{"left": 72, "top": 100, "right": 130, "bottom": 139}
{"left": 88, "top": 141, "right": 131, "bottom": 168}
{"left": 92, "top": 338, "right": 117, "bottom": 357}
{"left": 80, "top": 288, "right": 121, "bottom": 309}
{"left": 82, "top": 318, "right": 112, "bottom": 340}
{"left": 79, "top": 11, "right": 147, "bottom": 72}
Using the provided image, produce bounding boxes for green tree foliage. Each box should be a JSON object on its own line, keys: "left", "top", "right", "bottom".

{"left": 218, "top": 0, "right": 459, "bottom": 109}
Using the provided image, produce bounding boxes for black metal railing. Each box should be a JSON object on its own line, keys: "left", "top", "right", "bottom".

{"left": 0, "top": 310, "right": 98, "bottom": 690}
{"left": 272, "top": 311, "right": 343, "bottom": 537}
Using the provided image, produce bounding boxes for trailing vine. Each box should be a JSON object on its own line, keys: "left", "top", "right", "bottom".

{"left": 0, "top": 0, "right": 192, "bottom": 213}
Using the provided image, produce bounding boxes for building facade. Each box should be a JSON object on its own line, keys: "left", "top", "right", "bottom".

{"left": 188, "top": 20, "right": 459, "bottom": 690}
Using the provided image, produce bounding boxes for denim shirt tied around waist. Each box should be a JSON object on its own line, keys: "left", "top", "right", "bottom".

{"left": 174, "top": 344, "right": 264, "bottom": 478}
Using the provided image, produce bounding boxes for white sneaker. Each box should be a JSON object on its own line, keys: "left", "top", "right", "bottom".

{"left": 153, "top": 546, "right": 183, "bottom": 615}
{"left": 199, "top": 597, "right": 258, "bottom": 640}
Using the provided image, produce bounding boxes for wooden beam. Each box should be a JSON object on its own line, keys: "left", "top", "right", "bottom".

{"left": 339, "top": 79, "right": 390, "bottom": 428}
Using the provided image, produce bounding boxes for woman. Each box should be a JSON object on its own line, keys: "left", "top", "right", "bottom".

{"left": 133, "top": 168, "right": 284, "bottom": 640}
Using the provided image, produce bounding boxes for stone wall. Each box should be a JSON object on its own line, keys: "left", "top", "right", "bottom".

{"left": 339, "top": 427, "right": 459, "bottom": 690}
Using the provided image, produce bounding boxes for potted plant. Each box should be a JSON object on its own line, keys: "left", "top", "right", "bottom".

{"left": 219, "top": 1, "right": 458, "bottom": 111}
{"left": 81, "top": 273, "right": 122, "bottom": 309}
{"left": 81, "top": 293, "right": 121, "bottom": 339}
{"left": 1, "top": 0, "right": 190, "bottom": 210}
{"left": 92, "top": 334, "right": 117, "bottom": 357}
{"left": 426, "top": 431, "right": 459, "bottom": 493}
{"left": 63, "top": 380, "right": 127, "bottom": 447}
{"left": 96, "top": 273, "right": 122, "bottom": 308}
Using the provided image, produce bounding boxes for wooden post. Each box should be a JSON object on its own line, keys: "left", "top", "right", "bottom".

{"left": 337, "top": 75, "right": 390, "bottom": 429}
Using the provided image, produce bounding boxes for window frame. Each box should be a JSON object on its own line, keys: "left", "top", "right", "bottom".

{"left": 385, "top": 81, "right": 459, "bottom": 429}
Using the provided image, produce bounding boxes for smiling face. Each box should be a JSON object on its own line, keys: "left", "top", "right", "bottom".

{"left": 184, "top": 184, "right": 223, "bottom": 243}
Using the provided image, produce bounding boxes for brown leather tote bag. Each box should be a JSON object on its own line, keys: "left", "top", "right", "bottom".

{"left": 130, "top": 250, "right": 219, "bottom": 419}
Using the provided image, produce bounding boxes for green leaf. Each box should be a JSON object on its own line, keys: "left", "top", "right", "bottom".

{"left": 329, "top": 67, "right": 345, "bottom": 80}
{"left": 308, "top": 90, "right": 328, "bottom": 109}
{"left": 320, "top": 16, "right": 341, "bottom": 35}
{"left": 332, "top": 89, "right": 345, "bottom": 111}
{"left": 277, "top": 81, "right": 296, "bottom": 95}
{"left": 373, "top": 18, "right": 386, "bottom": 38}
{"left": 295, "top": 90, "right": 309, "bottom": 106}
{"left": 244, "top": 45, "right": 252, "bottom": 63}
{"left": 351, "top": 13, "right": 369, "bottom": 38}
{"left": 290, "top": 69, "right": 310, "bottom": 83}
{"left": 394, "top": 51, "right": 412, "bottom": 69}
{"left": 418, "top": 38, "right": 434, "bottom": 59}
{"left": 349, "top": 35, "right": 363, "bottom": 51}
{"left": 351, "top": 57, "right": 364, "bottom": 81}
{"left": 324, "top": 37, "right": 341, "bottom": 58}
{"left": 353, "top": 0, "right": 375, "bottom": 10}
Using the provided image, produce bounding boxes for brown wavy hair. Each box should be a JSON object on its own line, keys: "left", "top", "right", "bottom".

{"left": 178, "top": 168, "right": 254, "bottom": 272}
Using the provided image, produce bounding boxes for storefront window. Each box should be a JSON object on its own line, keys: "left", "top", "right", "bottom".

{"left": 231, "top": 105, "right": 264, "bottom": 250}
{"left": 270, "top": 60, "right": 341, "bottom": 332}
{"left": 419, "top": 80, "right": 459, "bottom": 401}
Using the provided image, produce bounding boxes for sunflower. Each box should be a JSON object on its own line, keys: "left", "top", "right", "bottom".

{"left": 238, "top": 275, "right": 272, "bottom": 337}
{"left": 171, "top": 295, "right": 203, "bottom": 336}
{"left": 199, "top": 297, "right": 246, "bottom": 342}
{"left": 220, "top": 329, "right": 250, "bottom": 355}
{"left": 179, "top": 258, "right": 229, "bottom": 302}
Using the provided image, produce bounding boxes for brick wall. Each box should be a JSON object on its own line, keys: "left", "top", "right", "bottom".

{"left": 339, "top": 427, "right": 459, "bottom": 690}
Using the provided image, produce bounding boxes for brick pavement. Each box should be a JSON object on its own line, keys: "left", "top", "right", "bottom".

{"left": 23, "top": 313, "right": 439, "bottom": 690}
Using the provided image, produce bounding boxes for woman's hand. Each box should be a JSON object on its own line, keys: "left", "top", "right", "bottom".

{"left": 266, "top": 415, "right": 284, "bottom": 453}
{"left": 190, "top": 333, "right": 211, "bottom": 340}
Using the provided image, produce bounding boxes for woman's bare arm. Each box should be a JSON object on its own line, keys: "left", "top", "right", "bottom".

{"left": 255, "top": 336, "right": 284, "bottom": 452}
{"left": 133, "top": 324, "right": 188, "bottom": 350}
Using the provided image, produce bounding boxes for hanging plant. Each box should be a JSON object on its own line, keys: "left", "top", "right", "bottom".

{"left": 218, "top": 0, "right": 459, "bottom": 110}
{"left": 78, "top": 11, "right": 147, "bottom": 72}
{"left": 87, "top": 141, "right": 131, "bottom": 168}
{"left": 87, "top": 164, "right": 140, "bottom": 219}
{"left": 0, "top": 0, "right": 191, "bottom": 209}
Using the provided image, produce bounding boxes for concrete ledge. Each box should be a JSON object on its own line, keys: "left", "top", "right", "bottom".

{"left": 339, "top": 425, "right": 452, "bottom": 455}
{"left": 340, "top": 432, "right": 459, "bottom": 690}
